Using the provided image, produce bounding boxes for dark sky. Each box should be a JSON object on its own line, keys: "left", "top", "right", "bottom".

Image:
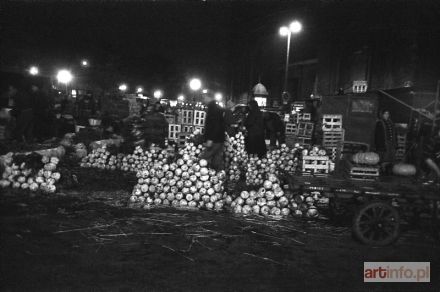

{"left": 2, "top": 1, "right": 308, "bottom": 96}
{"left": 2, "top": 0, "right": 439, "bottom": 97}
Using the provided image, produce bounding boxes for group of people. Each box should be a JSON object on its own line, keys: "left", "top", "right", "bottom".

{"left": 0, "top": 83, "right": 54, "bottom": 143}
{"left": 202, "top": 96, "right": 269, "bottom": 171}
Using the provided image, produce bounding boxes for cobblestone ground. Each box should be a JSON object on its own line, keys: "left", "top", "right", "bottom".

{"left": 1, "top": 168, "right": 439, "bottom": 292}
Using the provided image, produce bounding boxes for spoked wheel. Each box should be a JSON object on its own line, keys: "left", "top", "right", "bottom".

{"left": 353, "top": 201, "right": 400, "bottom": 246}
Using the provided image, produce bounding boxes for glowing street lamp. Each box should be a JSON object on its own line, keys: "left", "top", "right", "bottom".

{"left": 56, "top": 69, "right": 73, "bottom": 95}
{"left": 81, "top": 60, "right": 89, "bottom": 67}
{"left": 119, "top": 84, "right": 128, "bottom": 92}
{"left": 136, "top": 87, "right": 143, "bottom": 93}
{"left": 279, "top": 20, "right": 302, "bottom": 94}
{"left": 57, "top": 69, "right": 73, "bottom": 84}
{"left": 29, "top": 66, "right": 39, "bottom": 76}
{"left": 215, "top": 93, "right": 223, "bottom": 101}
{"left": 202, "top": 89, "right": 208, "bottom": 94}
{"left": 189, "top": 78, "right": 202, "bottom": 91}
{"left": 154, "top": 90, "right": 163, "bottom": 99}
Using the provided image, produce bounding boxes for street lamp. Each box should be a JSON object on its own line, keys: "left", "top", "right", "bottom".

{"left": 202, "top": 89, "right": 208, "bottom": 94}
{"left": 189, "top": 78, "right": 202, "bottom": 104}
{"left": 279, "top": 20, "right": 302, "bottom": 95}
{"left": 81, "top": 60, "right": 89, "bottom": 67}
{"left": 119, "top": 84, "right": 128, "bottom": 92}
{"left": 29, "top": 66, "right": 39, "bottom": 75}
{"left": 215, "top": 93, "right": 223, "bottom": 101}
{"left": 136, "top": 87, "right": 143, "bottom": 93}
{"left": 153, "top": 90, "right": 163, "bottom": 99}
{"left": 189, "top": 78, "right": 202, "bottom": 91}
{"left": 57, "top": 69, "right": 73, "bottom": 94}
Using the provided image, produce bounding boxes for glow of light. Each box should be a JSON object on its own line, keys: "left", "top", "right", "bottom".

{"left": 56, "top": 69, "right": 73, "bottom": 84}
{"left": 29, "top": 66, "right": 39, "bottom": 75}
{"left": 136, "top": 87, "right": 143, "bottom": 93}
{"left": 178, "top": 95, "right": 185, "bottom": 101}
{"left": 289, "top": 21, "right": 302, "bottom": 34}
{"left": 189, "top": 78, "right": 202, "bottom": 91}
{"left": 218, "top": 101, "right": 224, "bottom": 107}
{"left": 202, "top": 89, "right": 208, "bottom": 94}
{"left": 279, "top": 26, "right": 289, "bottom": 37}
{"left": 170, "top": 100, "right": 178, "bottom": 107}
{"left": 119, "top": 84, "right": 128, "bottom": 91}
{"left": 71, "top": 89, "right": 77, "bottom": 96}
{"left": 154, "top": 90, "right": 163, "bottom": 99}
{"left": 215, "top": 93, "right": 223, "bottom": 101}
{"left": 81, "top": 60, "right": 89, "bottom": 66}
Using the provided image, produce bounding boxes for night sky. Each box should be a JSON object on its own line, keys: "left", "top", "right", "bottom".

{"left": 2, "top": 1, "right": 440, "bottom": 97}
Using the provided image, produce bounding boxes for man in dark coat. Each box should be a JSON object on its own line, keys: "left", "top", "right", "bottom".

{"left": 375, "top": 109, "right": 396, "bottom": 173}
{"left": 201, "top": 97, "right": 225, "bottom": 171}
{"left": 10, "top": 85, "right": 34, "bottom": 142}
{"left": 245, "top": 100, "right": 266, "bottom": 158}
{"left": 141, "top": 103, "right": 169, "bottom": 147}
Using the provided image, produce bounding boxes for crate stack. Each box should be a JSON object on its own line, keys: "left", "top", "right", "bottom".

{"left": 395, "top": 133, "right": 407, "bottom": 160}
{"left": 302, "top": 155, "right": 330, "bottom": 177}
{"left": 284, "top": 112, "right": 313, "bottom": 147}
{"left": 321, "top": 115, "right": 344, "bottom": 159}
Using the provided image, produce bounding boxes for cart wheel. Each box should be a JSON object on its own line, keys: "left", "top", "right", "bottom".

{"left": 353, "top": 201, "right": 400, "bottom": 246}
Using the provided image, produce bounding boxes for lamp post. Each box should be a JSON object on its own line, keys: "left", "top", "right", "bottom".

{"left": 189, "top": 78, "right": 202, "bottom": 104}
{"left": 29, "top": 66, "right": 39, "bottom": 76}
{"left": 153, "top": 90, "right": 163, "bottom": 99}
{"left": 57, "top": 69, "right": 73, "bottom": 95}
{"left": 119, "top": 84, "right": 128, "bottom": 92}
{"left": 279, "top": 20, "right": 302, "bottom": 95}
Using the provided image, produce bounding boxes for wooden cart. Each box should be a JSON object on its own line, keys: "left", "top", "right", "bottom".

{"left": 285, "top": 173, "right": 439, "bottom": 246}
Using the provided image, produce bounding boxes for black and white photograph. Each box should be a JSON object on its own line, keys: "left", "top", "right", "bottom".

{"left": 0, "top": 0, "right": 439, "bottom": 291}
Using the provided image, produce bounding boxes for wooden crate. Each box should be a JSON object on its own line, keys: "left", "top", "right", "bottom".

{"left": 285, "top": 135, "right": 312, "bottom": 148}
{"left": 344, "top": 160, "right": 379, "bottom": 181}
{"left": 168, "top": 124, "right": 181, "bottom": 140}
{"left": 193, "top": 110, "right": 206, "bottom": 127}
{"left": 322, "top": 114, "right": 343, "bottom": 131}
{"left": 297, "top": 122, "right": 314, "bottom": 137}
{"left": 302, "top": 155, "right": 329, "bottom": 175}
{"left": 285, "top": 123, "right": 298, "bottom": 135}
{"left": 164, "top": 114, "right": 176, "bottom": 124}
{"left": 322, "top": 129, "right": 345, "bottom": 149}
{"left": 293, "top": 113, "right": 311, "bottom": 123}
{"left": 178, "top": 109, "right": 194, "bottom": 125}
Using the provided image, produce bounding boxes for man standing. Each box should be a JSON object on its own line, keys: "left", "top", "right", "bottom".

{"left": 202, "top": 96, "right": 225, "bottom": 171}
{"left": 141, "top": 102, "right": 169, "bottom": 147}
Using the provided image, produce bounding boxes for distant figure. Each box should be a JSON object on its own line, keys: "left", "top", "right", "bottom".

{"left": 10, "top": 85, "right": 34, "bottom": 142}
{"left": 223, "top": 100, "right": 236, "bottom": 136}
{"left": 201, "top": 96, "right": 225, "bottom": 171}
{"left": 375, "top": 109, "right": 397, "bottom": 173}
{"left": 245, "top": 100, "right": 267, "bottom": 157}
{"left": 142, "top": 103, "right": 169, "bottom": 147}
{"left": 30, "top": 84, "right": 53, "bottom": 141}
{"left": 264, "top": 112, "right": 284, "bottom": 149}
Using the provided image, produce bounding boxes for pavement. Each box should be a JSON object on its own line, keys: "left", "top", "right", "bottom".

{"left": 1, "top": 167, "right": 439, "bottom": 292}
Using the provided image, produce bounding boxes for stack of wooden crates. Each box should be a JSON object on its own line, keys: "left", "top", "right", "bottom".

{"left": 322, "top": 114, "right": 345, "bottom": 160}
{"left": 285, "top": 113, "right": 314, "bottom": 147}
